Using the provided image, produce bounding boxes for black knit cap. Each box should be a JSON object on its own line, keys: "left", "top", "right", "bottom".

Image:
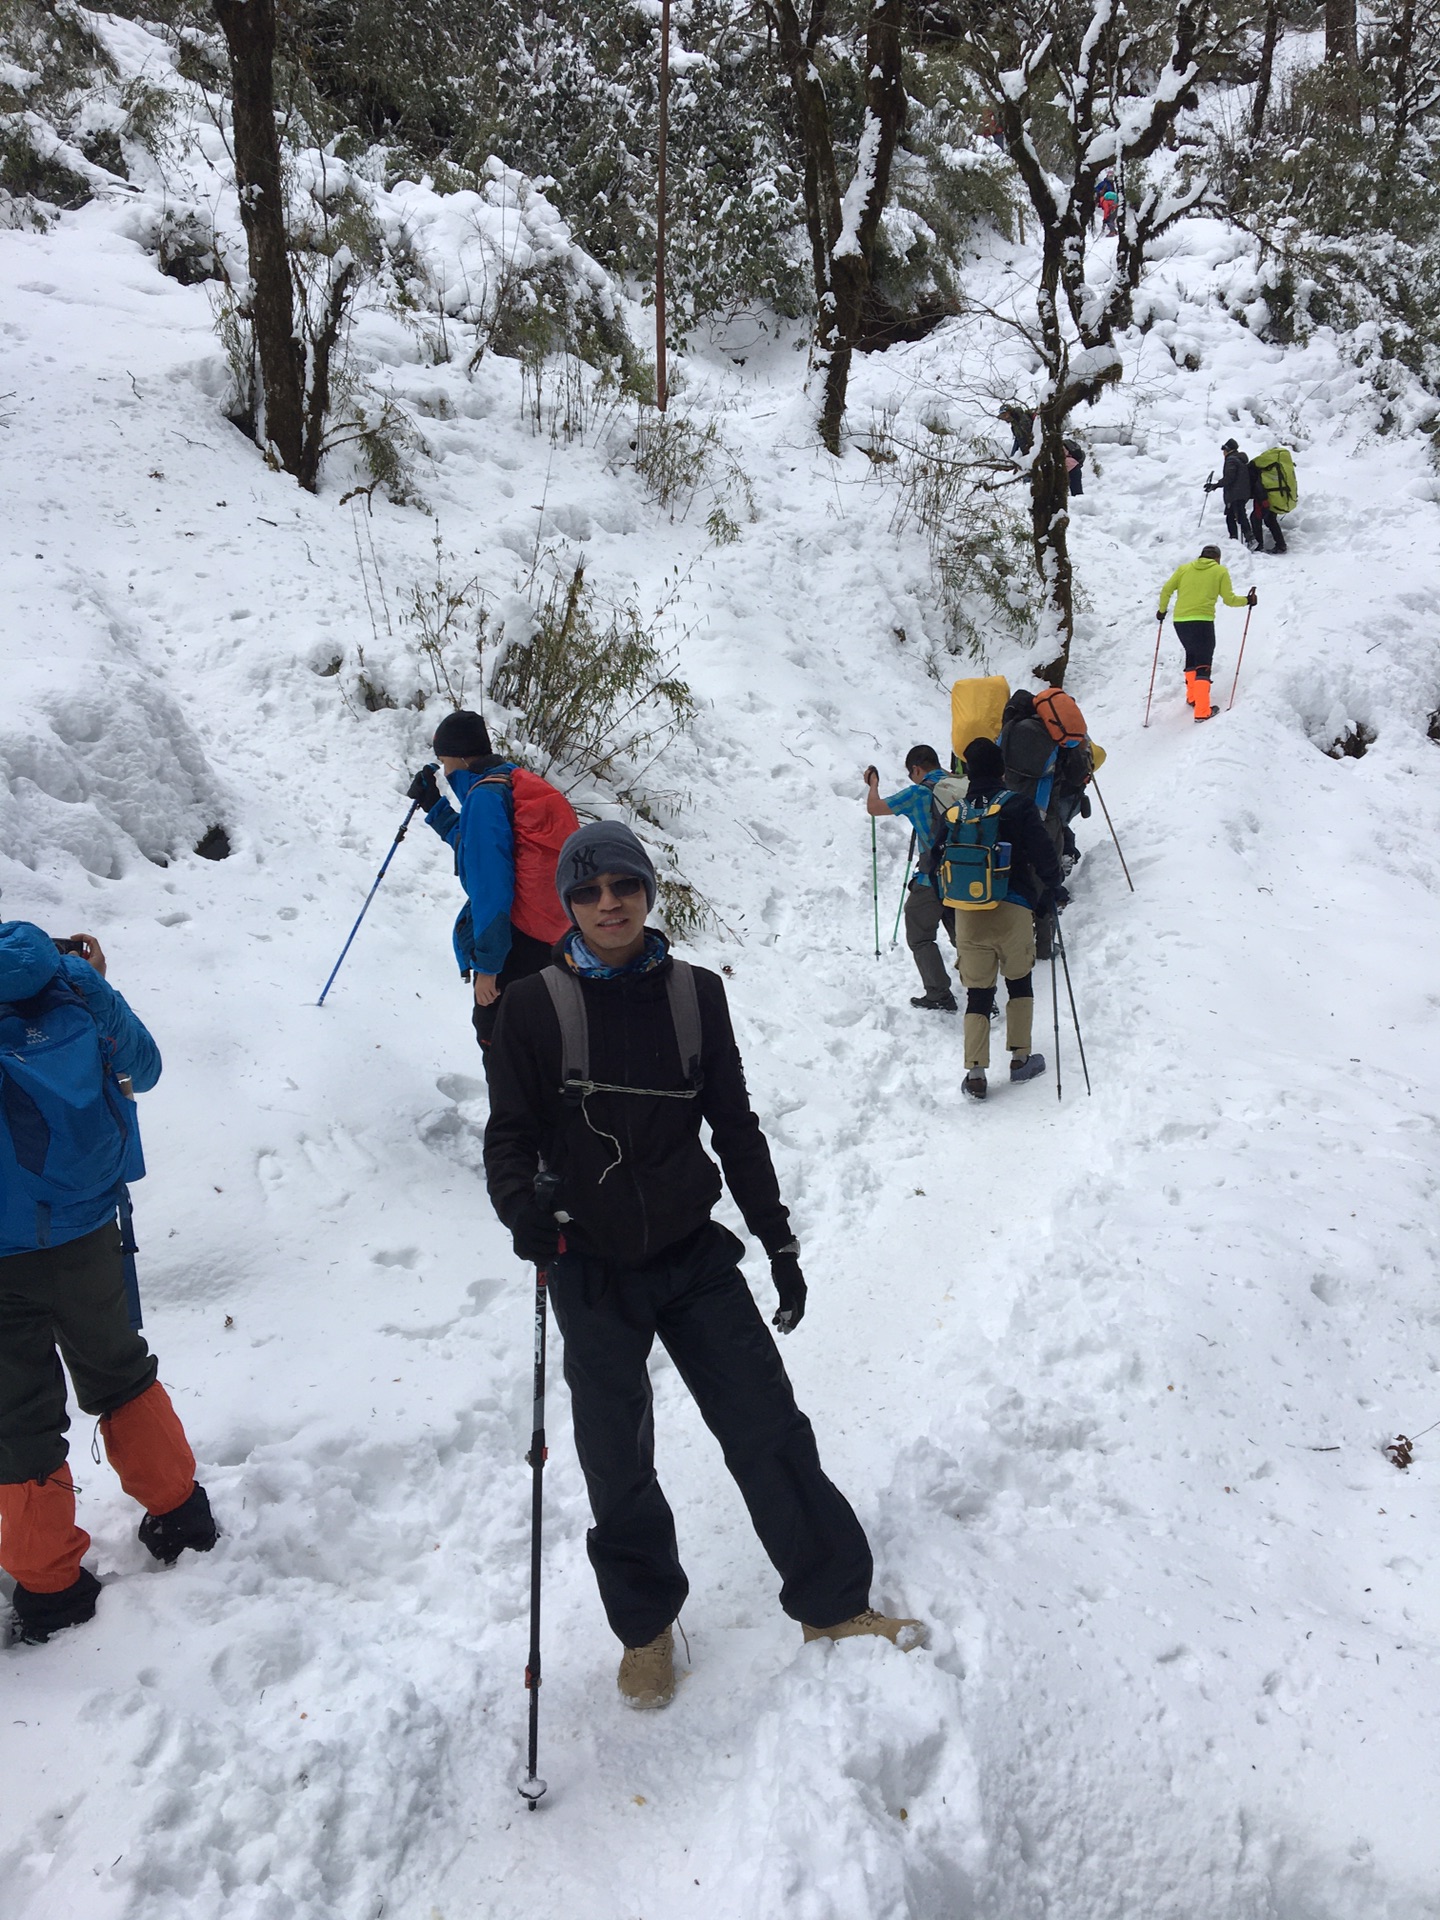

{"left": 432, "top": 709, "right": 492, "bottom": 758}
{"left": 1221, "top": 437, "right": 1239, "bottom": 452}
{"left": 963, "top": 737, "right": 1005, "bottom": 785}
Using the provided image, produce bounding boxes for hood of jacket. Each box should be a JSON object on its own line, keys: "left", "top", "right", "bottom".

{"left": 0, "top": 921, "right": 63, "bottom": 1003}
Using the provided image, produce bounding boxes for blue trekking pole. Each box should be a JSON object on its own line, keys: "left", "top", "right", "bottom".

{"left": 316, "top": 799, "right": 421, "bottom": 1006}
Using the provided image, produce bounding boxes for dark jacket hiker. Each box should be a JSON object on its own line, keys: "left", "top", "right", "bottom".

{"left": 483, "top": 821, "right": 924, "bottom": 1708}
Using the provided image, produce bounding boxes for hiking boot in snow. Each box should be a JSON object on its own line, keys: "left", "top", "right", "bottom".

{"left": 909, "top": 991, "right": 957, "bottom": 1013}
{"left": 10, "top": 1567, "right": 101, "bottom": 1644}
{"left": 138, "top": 1483, "right": 218, "bottom": 1566}
{"left": 963, "top": 1069, "right": 987, "bottom": 1102}
{"left": 1010, "top": 1051, "right": 1047, "bottom": 1083}
{"left": 802, "top": 1609, "right": 928, "bottom": 1651}
{"left": 618, "top": 1627, "right": 675, "bottom": 1709}
{"left": 1194, "top": 709, "right": 1216, "bottom": 725}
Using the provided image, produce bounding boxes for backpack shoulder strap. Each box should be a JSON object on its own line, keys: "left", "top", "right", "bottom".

{"left": 665, "top": 961, "right": 703, "bottom": 1088}
{"left": 540, "top": 966, "right": 589, "bottom": 1092}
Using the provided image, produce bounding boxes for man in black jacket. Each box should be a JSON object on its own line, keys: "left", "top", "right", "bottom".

{"left": 945, "top": 739, "right": 1065, "bottom": 1101}
{"left": 1208, "top": 438, "right": 1254, "bottom": 548}
{"left": 484, "top": 821, "right": 923, "bottom": 1710}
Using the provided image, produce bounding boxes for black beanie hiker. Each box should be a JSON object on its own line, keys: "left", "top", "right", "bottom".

{"left": 963, "top": 737, "right": 1005, "bottom": 787}
{"left": 432, "top": 709, "right": 492, "bottom": 758}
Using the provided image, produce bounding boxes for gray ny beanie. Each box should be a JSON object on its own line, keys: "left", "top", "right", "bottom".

{"left": 555, "top": 821, "right": 658, "bottom": 919}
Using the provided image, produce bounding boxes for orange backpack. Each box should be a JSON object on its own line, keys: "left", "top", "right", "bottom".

{"left": 482, "top": 767, "right": 578, "bottom": 945}
{"left": 1033, "top": 688, "right": 1087, "bottom": 747}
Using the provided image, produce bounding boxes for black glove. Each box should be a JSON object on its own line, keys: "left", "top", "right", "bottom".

{"left": 770, "top": 1246, "right": 807, "bottom": 1334}
{"left": 1041, "top": 886, "right": 1070, "bottom": 920}
{"left": 1246, "top": 588, "right": 1257, "bottom": 606}
{"left": 1155, "top": 611, "right": 1167, "bottom": 625}
{"left": 1203, "top": 481, "right": 1217, "bottom": 493}
{"left": 511, "top": 1195, "right": 562, "bottom": 1266}
{"left": 407, "top": 764, "right": 441, "bottom": 809}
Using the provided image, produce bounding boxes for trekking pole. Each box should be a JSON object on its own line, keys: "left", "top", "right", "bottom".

{"left": 1053, "top": 916, "right": 1091, "bottom": 1096}
{"left": 889, "top": 832, "right": 916, "bottom": 947}
{"left": 1142, "top": 618, "right": 1164, "bottom": 728}
{"left": 519, "top": 1171, "right": 568, "bottom": 1813}
{"left": 1197, "top": 470, "right": 1214, "bottom": 527}
{"left": 1050, "top": 918, "right": 1062, "bottom": 1104}
{"left": 316, "top": 800, "right": 421, "bottom": 1006}
{"left": 870, "top": 818, "right": 880, "bottom": 958}
{"left": 1088, "top": 777, "right": 1134, "bottom": 892}
{"left": 1227, "top": 606, "right": 1254, "bottom": 711}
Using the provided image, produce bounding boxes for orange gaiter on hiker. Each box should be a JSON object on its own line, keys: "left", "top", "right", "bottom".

{"left": 101, "top": 1381, "right": 196, "bottom": 1517}
{"left": 1193, "top": 674, "right": 1213, "bottom": 719}
{"left": 0, "top": 1463, "right": 90, "bottom": 1592}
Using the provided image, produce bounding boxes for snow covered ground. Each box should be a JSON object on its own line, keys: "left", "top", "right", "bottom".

{"left": 4, "top": 138, "right": 1440, "bottom": 1920}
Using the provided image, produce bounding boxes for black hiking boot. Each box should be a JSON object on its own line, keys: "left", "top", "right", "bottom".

{"left": 910, "top": 991, "right": 957, "bottom": 1013}
{"left": 138, "top": 1484, "right": 218, "bottom": 1566}
{"left": 1010, "top": 1052, "right": 1047, "bottom": 1083}
{"left": 963, "top": 1069, "right": 987, "bottom": 1101}
{"left": 10, "top": 1567, "right": 101, "bottom": 1644}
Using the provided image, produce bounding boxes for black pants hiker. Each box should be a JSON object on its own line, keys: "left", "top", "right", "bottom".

{"left": 547, "top": 1221, "right": 873, "bottom": 1647}
{"left": 1224, "top": 500, "right": 1251, "bottom": 544}
{"left": 1250, "top": 499, "right": 1287, "bottom": 553}
{"left": 0, "top": 1222, "right": 157, "bottom": 1483}
{"left": 472, "top": 925, "right": 553, "bottom": 1057}
{"left": 1174, "top": 619, "right": 1216, "bottom": 677}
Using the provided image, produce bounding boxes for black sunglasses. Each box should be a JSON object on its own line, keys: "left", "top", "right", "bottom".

{"left": 568, "top": 875, "right": 646, "bottom": 908}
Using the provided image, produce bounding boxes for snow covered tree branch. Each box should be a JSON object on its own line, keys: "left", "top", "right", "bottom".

{"left": 956, "top": 0, "right": 1228, "bottom": 681}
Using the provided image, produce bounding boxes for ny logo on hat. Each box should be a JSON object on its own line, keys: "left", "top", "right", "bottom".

{"left": 571, "top": 847, "right": 599, "bottom": 877}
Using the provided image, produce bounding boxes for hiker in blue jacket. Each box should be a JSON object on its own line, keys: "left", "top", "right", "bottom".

{"left": 864, "top": 747, "right": 956, "bottom": 1012}
{"left": 407, "top": 710, "right": 575, "bottom": 1058}
{"left": 1, "top": 920, "right": 216, "bottom": 1644}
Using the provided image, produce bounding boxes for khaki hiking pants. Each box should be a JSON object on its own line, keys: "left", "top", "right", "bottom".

{"left": 953, "top": 900, "right": 1036, "bottom": 1069}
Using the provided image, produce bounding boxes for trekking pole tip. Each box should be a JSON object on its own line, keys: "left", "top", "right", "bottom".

{"left": 519, "top": 1774, "right": 548, "bottom": 1810}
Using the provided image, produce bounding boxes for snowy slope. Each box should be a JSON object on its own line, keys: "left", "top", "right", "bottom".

{"left": 4, "top": 176, "right": 1440, "bottom": 1920}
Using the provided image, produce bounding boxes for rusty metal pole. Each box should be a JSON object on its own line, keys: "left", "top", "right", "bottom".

{"left": 656, "top": 0, "right": 670, "bottom": 412}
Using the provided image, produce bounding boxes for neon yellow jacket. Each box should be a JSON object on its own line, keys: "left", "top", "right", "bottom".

{"left": 1157, "top": 557, "right": 1249, "bottom": 623}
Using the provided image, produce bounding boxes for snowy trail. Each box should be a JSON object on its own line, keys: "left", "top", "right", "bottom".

{"left": 4, "top": 204, "right": 1440, "bottom": 1920}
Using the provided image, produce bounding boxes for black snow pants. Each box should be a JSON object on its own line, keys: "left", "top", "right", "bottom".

{"left": 1174, "top": 619, "right": 1217, "bottom": 676}
{"left": 546, "top": 1221, "right": 873, "bottom": 1647}
{"left": 1250, "top": 499, "right": 1288, "bottom": 553}
{"left": 472, "top": 925, "right": 553, "bottom": 1058}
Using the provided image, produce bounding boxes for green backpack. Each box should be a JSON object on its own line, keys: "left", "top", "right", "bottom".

{"left": 1253, "top": 446, "right": 1297, "bottom": 514}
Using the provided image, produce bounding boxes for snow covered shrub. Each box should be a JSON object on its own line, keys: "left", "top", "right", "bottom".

{"left": 402, "top": 527, "right": 488, "bottom": 708}
{"left": 488, "top": 563, "right": 697, "bottom": 796}
{"left": 1213, "top": 36, "right": 1440, "bottom": 401}
{"left": 284, "top": 0, "right": 806, "bottom": 338}
{"left": 885, "top": 431, "right": 1045, "bottom": 662}
{"left": 627, "top": 408, "right": 755, "bottom": 531}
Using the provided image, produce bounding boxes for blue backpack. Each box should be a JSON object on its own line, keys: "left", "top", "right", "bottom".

{"left": 0, "top": 974, "right": 143, "bottom": 1253}
{"left": 939, "top": 791, "right": 1015, "bottom": 910}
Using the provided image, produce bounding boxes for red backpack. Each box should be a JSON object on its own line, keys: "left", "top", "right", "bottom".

{"left": 480, "top": 767, "right": 578, "bottom": 944}
{"left": 1033, "top": 688, "right": 1088, "bottom": 747}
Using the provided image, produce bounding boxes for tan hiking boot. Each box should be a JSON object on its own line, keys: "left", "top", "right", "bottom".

{"left": 617, "top": 1627, "right": 675, "bottom": 1709}
{"left": 802, "top": 1608, "right": 928, "bottom": 1651}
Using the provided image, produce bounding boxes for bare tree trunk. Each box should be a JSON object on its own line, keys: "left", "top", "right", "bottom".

{"left": 299, "top": 261, "right": 357, "bottom": 491}
{"left": 212, "top": 0, "right": 304, "bottom": 479}
{"left": 1381, "top": 0, "right": 1417, "bottom": 188}
{"left": 1325, "top": 0, "right": 1358, "bottom": 66}
{"left": 1250, "top": 0, "right": 1282, "bottom": 139}
{"left": 817, "top": 0, "right": 906, "bottom": 453}
{"left": 766, "top": 0, "right": 905, "bottom": 455}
